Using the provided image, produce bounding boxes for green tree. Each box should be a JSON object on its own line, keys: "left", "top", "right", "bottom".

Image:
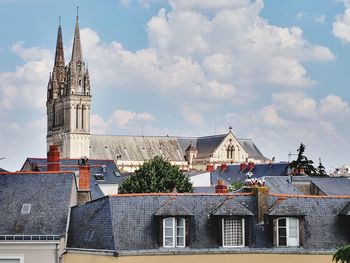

{"left": 289, "top": 143, "right": 316, "bottom": 175}
{"left": 316, "top": 158, "right": 328, "bottom": 176}
{"left": 333, "top": 245, "right": 350, "bottom": 263}
{"left": 119, "top": 156, "right": 194, "bottom": 194}
{"left": 229, "top": 182, "right": 245, "bottom": 192}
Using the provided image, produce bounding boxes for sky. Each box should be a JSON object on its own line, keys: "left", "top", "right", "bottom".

{"left": 0, "top": 0, "right": 349, "bottom": 172}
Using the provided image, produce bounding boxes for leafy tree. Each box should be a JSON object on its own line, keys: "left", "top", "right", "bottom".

{"left": 333, "top": 245, "right": 350, "bottom": 263}
{"left": 119, "top": 156, "right": 194, "bottom": 194}
{"left": 289, "top": 143, "right": 316, "bottom": 175}
{"left": 229, "top": 182, "right": 245, "bottom": 192}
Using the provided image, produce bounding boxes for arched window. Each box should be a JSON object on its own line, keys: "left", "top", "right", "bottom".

{"left": 276, "top": 217, "right": 299, "bottom": 247}
{"left": 81, "top": 106, "right": 85, "bottom": 130}
{"left": 76, "top": 106, "right": 79, "bottom": 129}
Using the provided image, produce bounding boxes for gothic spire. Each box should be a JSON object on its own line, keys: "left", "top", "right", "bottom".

{"left": 71, "top": 10, "right": 83, "bottom": 63}
{"left": 54, "top": 18, "right": 65, "bottom": 68}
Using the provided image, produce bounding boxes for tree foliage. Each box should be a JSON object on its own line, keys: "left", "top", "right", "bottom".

{"left": 333, "top": 245, "right": 350, "bottom": 263}
{"left": 289, "top": 143, "right": 328, "bottom": 176}
{"left": 119, "top": 156, "right": 194, "bottom": 194}
{"left": 228, "top": 182, "right": 245, "bottom": 192}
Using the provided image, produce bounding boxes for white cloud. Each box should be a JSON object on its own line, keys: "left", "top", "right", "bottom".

{"left": 0, "top": 42, "right": 52, "bottom": 111}
{"left": 314, "top": 14, "right": 327, "bottom": 24}
{"left": 295, "top": 11, "right": 307, "bottom": 20}
{"left": 333, "top": 1, "right": 350, "bottom": 43}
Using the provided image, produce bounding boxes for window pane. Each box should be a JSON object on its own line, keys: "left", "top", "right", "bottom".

{"left": 177, "top": 237, "right": 184, "bottom": 246}
{"left": 278, "top": 218, "right": 286, "bottom": 227}
{"left": 164, "top": 218, "right": 173, "bottom": 227}
{"left": 164, "top": 237, "right": 174, "bottom": 247}
{"left": 278, "top": 236, "right": 287, "bottom": 246}
{"left": 165, "top": 228, "right": 173, "bottom": 237}
{"left": 278, "top": 228, "right": 286, "bottom": 237}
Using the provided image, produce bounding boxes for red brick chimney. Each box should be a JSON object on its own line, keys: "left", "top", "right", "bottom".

{"left": 47, "top": 145, "right": 60, "bottom": 171}
{"left": 221, "top": 163, "right": 227, "bottom": 172}
{"left": 79, "top": 162, "right": 90, "bottom": 191}
{"left": 248, "top": 162, "right": 254, "bottom": 172}
{"left": 215, "top": 179, "right": 228, "bottom": 193}
{"left": 240, "top": 162, "right": 247, "bottom": 172}
{"left": 207, "top": 164, "right": 214, "bottom": 172}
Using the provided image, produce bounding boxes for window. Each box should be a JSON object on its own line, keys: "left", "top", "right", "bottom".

{"left": 0, "top": 254, "right": 24, "bottom": 263}
{"left": 222, "top": 217, "right": 245, "bottom": 247}
{"left": 277, "top": 217, "right": 299, "bottom": 247}
{"left": 163, "top": 217, "right": 185, "bottom": 248}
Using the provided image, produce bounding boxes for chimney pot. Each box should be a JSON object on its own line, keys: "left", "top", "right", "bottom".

{"left": 215, "top": 180, "right": 228, "bottom": 193}
{"left": 240, "top": 162, "right": 247, "bottom": 172}
{"left": 221, "top": 163, "right": 227, "bottom": 172}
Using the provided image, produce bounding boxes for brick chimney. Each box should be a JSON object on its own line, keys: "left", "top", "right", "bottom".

{"left": 248, "top": 162, "right": 254, "bottom": 171}
{"left": 215, "top": 179, "right": 228, "bottom": 193}
{"left": 77, "top": 157, "right": 91, "bottom": 204}
{"left": 221, "top": 163, "right": 227, "bottom": 172}
{"left": 47, "top": 145, "right": 60, "bottom": 171}
{"left": 240, "top": 162, "right": 247, "bottom": 172}
{"left": 207, "top": 164, "right": 214, "bottom": 172}
{"left": 251, "top": 186, "right": 269, "bottom": 224}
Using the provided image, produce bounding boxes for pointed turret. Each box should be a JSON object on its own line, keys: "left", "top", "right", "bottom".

{"left": 54, "top": 21, "right": 65, "bottom": 68}
{"left": 71, "top": 14, "right": 83, "bottom": 63}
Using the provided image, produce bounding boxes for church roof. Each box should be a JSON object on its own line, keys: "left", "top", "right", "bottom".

{"left": 90, "top": 135, "right": 185, "bottom": 162}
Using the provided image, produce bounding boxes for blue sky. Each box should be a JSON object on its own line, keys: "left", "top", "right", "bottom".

{"left": 0, "top": 0, "right": 349, "bottom": 172}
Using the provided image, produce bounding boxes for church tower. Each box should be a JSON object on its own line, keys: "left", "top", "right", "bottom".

{"left": 46, "top": 14, "right": 91, "bottom": 159}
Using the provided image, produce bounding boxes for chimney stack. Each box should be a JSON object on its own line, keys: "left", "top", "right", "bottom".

{"left": 215, "top": 179, "right": 228, "bottom": 193}
{"left": 248, "top": 162, "right": 254, "bottom": 171}
{"left": 221, "top": 163, "right": 227, "bottom": 172}
{"left": 47, "top": 145, "right": 60, "bottom": 171}
{"left": 240, "top": 162, "right": 247, "bottom": 172}
{"left": 251, "top": 186, "right": 269, "bottom": 224}
{"left": 77, "top": 157, "right": 91, "bottom": 204}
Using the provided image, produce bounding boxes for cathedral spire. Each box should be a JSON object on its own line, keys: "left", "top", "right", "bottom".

{"left": 71, "top": 8, "right": 83, "bottom": 63}
{"left": 54, "top": 18, "right": 65, "bottom": 68}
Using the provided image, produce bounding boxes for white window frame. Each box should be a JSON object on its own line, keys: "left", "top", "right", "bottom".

{"left": 163, "top": 217, "right": 186, "bottom": 248}
{"left": 276, "top": 217, "right": 299, "bottom": 247}
{"left": 0, "top": 254, "right": 24, "bottom": 263}
{"left": 222, "top": 217, "right": 245, "bottom": 248}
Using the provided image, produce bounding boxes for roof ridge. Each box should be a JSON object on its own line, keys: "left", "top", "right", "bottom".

{"left": 0, "top": 171, "right": 74, "bottom": 175}
{"left": 270, "top": 193, "right": 350, "bottom": 199}
{"left": 108, "top": 192, "right": 253, "bottom": 197}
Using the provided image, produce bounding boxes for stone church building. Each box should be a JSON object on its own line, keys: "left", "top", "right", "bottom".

{"left": 46, "top": 16, "right": 269, "bottom": 172}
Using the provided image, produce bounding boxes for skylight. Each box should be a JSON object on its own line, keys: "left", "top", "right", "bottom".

{"left": 21, "top": 204, "right": 31, "bottom": 214}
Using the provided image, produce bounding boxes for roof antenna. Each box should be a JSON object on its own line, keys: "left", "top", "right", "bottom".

{"left": 76, "top": 6, "right": 79, "bottom": 20}
{"left": 59, "top": 16, "right": 61, "bottom": 27}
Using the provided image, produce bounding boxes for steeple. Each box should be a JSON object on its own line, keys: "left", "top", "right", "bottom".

{"left": 71, "top": 9, "right": 83, "bottom": 63}
{"left": 54, "top": 17, "right": 65, "bottom": 68}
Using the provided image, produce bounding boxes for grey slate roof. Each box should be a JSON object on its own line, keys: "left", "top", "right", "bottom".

{"left": 238, "top": 139, "right": 270, "bottom": 161}
{"left": 90, "top": 134, "right": 185, "bottom": 162}
{"left": 306, "top": 177, "right": 350, "bottom": 195}
{"left": 154, "top": 198, "right": 194, "bottom": 216}
{"left": 21, "top": 158, "right": 124, "bottom": 200}
{"left": 211, "top": 197, "right": 254, "bottom": 216}
{"left": 0, "top": 172, "right": 75, "bottom": 236}
{"left": 67, "top": 192, "right": 350, "bottom": 252}
{"left": 264, "top": 176, "right": 304, "bottom": 195}
{"left": 212, "top": 163, "right": 289, "bottom": 186}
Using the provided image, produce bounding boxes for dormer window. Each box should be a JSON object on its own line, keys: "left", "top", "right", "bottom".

{"left": 163, "top": 217, "right": 185, "bottom": 248}
{"left": 276, "top": 217, "right": 299, "bottom": 247}
{"left": 222, "top": 217, "right": 245, "bottom": 247}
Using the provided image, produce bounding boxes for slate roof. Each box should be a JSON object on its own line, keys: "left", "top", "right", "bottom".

{"left": 212, "top": 163, "right": 289, "bottom": 186}
{"left": 211, "top": 197, "right": 254, "bottom": 216}
{"left": 67, "top": 192, "right": 350, "bottom": 252}
{"left": 264, "top": 176, "right": 304, "bottom": 195}
{"left": 90, "top": 134, "right": 185, "bottom": 162}
{"left": 305, "top": 177, "right": 350, "bottom": 196}
{"left": 0, "top": 168, "right": 7, "bottom": 172}
{"left": 154, "top": 198, "right": 194, "bottom": 216}
{"left": 0, "top": 172, "right": 75, "bottom": 236}
{"left": 68, "top": 193, "right": 256, "bottom": 251}
{"left": 177, "top": 134, "right": 268, "bottom": 161}
{"left": 21, "top": 158, "right": 124, "bottom": 200}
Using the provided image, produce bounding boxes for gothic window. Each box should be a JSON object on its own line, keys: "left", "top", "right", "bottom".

{"left": 81, "top": 106, "right": 85, "bottom": 130}
{"left": 230, "top": 146, "right": 234, "bottom": 159}
{"left": 76, "top": 106, "right": 79, "bottom": 129}
{"left": 226, "top": 147, "right": 230, "bottom": 159}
